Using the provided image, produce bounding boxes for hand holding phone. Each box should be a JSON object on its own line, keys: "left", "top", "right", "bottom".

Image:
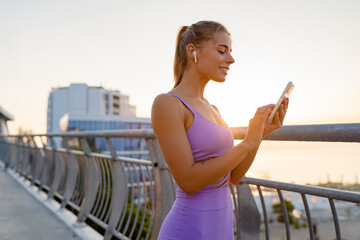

{"left": 267, "top": 81, "right": 294, "bottom": 124}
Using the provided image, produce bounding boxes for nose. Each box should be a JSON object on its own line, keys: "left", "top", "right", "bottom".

{"left": 226, "top": 53, "right": 235, "bottom": 64}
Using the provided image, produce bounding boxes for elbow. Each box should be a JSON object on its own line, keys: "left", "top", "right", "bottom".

{"left": 229, "top": 179, "right": 238, "bottom": 185}
{"left": 229, "top": 175, "right": 243, "bottom": 185}
{"left": 178, "top": 181, "right": 200, "bottom": 196}
{"left": 183, "top": 189, "right": 197, "bottom": 196}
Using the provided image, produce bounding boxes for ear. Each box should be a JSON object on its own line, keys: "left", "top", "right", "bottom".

{"left": 186, "top": 44, "right": 197, "bottom": 62}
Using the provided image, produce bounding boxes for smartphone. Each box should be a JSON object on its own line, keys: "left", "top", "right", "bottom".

{"left": 267, "top": 81, "right": 294, "bottom": 124}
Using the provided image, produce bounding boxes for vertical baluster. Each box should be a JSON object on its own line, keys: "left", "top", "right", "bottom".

{"left": 128, "top": 163, "right": 141, "bottom": 239}
{"left": 61, "top": 137, "right": 80, "bottom": 209}
{"left": 116, "top": 161, "right": 133, "bottom": 234}
{"left": 17, "top": 139, "right": 23, "bottom": 173}
{"left": 99, "top": 156, "right": 112, "bottom": 222}
{"left": 30, "top": 136, "right": 42, "bottom": 186}
{"left": 92, "top": 156, "right": 104, "bottom": 218}
{"left": 22, "top": 138, "right": 30, "bottom": 177}
{"left": 6, "top": 137, "right": 13, "bottom": 169}
{"left": 301, "top": 193, "right": 315, "bottom": 240}
{"left": 35, "top": 147, "right": 44, "bottom": 185}
{"left": 25, "top": 137, "right": 32, "bottom": 177}
{"left": 329, "top": 198, "right": 342, "bottom": 240}
{"left": 39, "top": 136, "right": 53, "bottom": 191}
{"left": 257, "top": 185, "right": 269, "bottom": 240}
{"left": 103, "top": 157, "right": 114, "bottom": 224}
{"left": 103, "top": 137, "right": 128, "bottom": 240}
{"left": 20, "top": 140, "right": 25, "bottom": 173}
{"left": 135, "top": 165, "right": 148, "bottom": 240}
{"left": 76, "top": 137, "right": 100, "bottom": 224}
{"left": 98, "top": 157, "right": 109, "bottom": 221}
{"left": 16, "top": 138, "right": 23, "bottom": 174}
{"left": 48, "top": 137, "right": 65, "bottom": 200}
{"left": 29, "top": 140, "right": 36, "bottom": 180}
{"left": 144, "top": 165, "right": 155, "bottom": 240}
{"left": 229, "top": 185, "right": 239, "bottom": 238}
{"left": 277, "top": 189, "right": 291, "bottom": 240}
{"left": 75, "top": 153, "right": 86, "bottom": 206}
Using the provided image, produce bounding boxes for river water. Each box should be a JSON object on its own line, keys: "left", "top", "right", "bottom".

{"left": 240, "top": 141, "right": 360, "bottom": 184}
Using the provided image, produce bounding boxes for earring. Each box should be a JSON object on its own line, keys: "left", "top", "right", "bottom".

{"left": 193, "top": 51, "right": 197, "bottom": 63}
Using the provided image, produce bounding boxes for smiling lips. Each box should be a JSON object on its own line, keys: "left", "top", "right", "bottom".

{"left": 219, "top": 67, "right": 229, "bottom": 73}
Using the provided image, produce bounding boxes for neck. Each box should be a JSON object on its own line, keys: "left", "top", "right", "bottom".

{"left": 176, "top": 67, "right": 209, "bottom": 99}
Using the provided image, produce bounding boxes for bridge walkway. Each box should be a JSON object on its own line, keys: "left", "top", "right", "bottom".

{"left": 0, "top": 164, "right": 81, "bottom": 240}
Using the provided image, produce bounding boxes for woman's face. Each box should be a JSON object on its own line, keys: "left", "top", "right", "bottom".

{"left": 196, "top": 31, "right": 235, "bottom": 82}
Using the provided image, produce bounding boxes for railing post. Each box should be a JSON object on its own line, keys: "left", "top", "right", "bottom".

{"left": 29, "top": 136, "right": 43, "bottom": 186}
{"left": 3, "top": 137, "right": 11, "bottom": 169}
{"left": 21, "top": 138, "right": 30, "bottom": 176}
{"left": 145, "top": 138, "right": 176, "bottom": 240}
{"left": 60, "top": 137, "right": 80, "bottom": 209}
{"left": 12, "top": 140, "right": 20, "bottom": 172}
{"left": 76, "top": 137, "right": 100, "bottom": 224}
{"left": 38, "top": 137, "right": 49, "bottom": 191}
{"left": 235, "top": 183, "right": 261, "bottom": 240}
{"left": 48, "top": 137, "right": 65, "bottom": 200}
{"left": 103, "top": 137, "right": 128, "bottom": 240}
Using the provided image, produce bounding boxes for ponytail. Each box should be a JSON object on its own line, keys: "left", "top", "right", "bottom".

{"left": 173, "top": 26, "right": 189, "bottom": 88}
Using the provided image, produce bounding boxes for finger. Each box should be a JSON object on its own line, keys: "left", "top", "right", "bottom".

{"left": 279, "top": 110, "right": 285, "bottom": 126}
{"left": 264, "top": 108, "right": 272, "bottom": 120}
{"left": 285, "top": 98, "right": 289, "bottom": 110}
{"left": 279, "top": 103, "right": 287, "bottom": 122}
{"left": 274, "top": 112, "right": 282, "bottom": 127}
{"left": 260, "top": 104, "right": 275, "bottom": 111}
{"left": 267, "top": 104, "right": 275, "bottom": 110}
{"left": 255, "top": 105, "right": 273, "bottom": 118}
{"left": 279, "top": 106, "right": 285, "bottom": 124}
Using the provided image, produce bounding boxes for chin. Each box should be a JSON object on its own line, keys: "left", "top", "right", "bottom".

{"left": 212, "top": 77, "right": 227, "bottom": 83}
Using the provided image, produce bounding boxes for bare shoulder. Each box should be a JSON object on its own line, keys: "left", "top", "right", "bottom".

{"left": 152, "top": 93, "right": 178, "bottom": 106}
{"left": 211, "top": 104, "right": 222, "bottom": 115}
{"left": 152, "top": 93, "right": 182, "bottom": 115}
{"left": 151, "top": 93, "right": 184, "bottom": 128}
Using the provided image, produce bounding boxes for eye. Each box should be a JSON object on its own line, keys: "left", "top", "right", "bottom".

{"left": 218, "top": 50, "right": 225, "bottom": 54}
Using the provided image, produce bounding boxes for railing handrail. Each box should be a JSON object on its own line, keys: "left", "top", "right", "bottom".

{"left": 231, "top": 123, "right": 360, "bottom": 142}
{"left": 0, "top": 128, "right": 156, "bottom": 139}
{"left": 2, "top": 123, "right": 359, "bottom": 142}
{"left": 242, "top": 177, "right": 360, "bottom": 203}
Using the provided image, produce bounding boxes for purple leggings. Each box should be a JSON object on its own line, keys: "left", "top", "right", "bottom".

{"left": 157, "top": 186, "right": 234, "bottom": 240}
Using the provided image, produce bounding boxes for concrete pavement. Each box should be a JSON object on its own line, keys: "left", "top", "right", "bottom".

{"left": 0, "top": 165, "right": 81, "bottom": 240}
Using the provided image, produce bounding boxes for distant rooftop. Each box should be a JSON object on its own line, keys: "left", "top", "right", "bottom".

{"left": 0, "top": 105, "right": 14, "bottom": 121}
{"left": 51, "top": 83, "right": 120, "bottom": 93}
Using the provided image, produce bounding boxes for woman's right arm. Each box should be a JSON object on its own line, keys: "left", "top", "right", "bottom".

{"left": 151, "top": 94, "right": 272, "bottom": 195}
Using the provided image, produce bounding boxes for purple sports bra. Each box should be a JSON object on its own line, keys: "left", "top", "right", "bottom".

{"left": 168, "top": 93, "right": 234, "bottom": 189}
{"left": 168, "top": 93, "right": 234, "bottom": 161}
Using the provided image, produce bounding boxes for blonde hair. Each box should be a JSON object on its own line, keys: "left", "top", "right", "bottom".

{"left": 173, "top": 21, "right": 230, "bottom": 88}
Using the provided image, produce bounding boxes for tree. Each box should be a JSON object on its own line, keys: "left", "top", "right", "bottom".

{"left": 272, "top": 199, "right": 296, "bottom": 224}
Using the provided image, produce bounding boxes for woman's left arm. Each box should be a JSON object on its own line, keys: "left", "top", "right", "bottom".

{"left": 229, "top": 98, "right": 289, "bottom": 185}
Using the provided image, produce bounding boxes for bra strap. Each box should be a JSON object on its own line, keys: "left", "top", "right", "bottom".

{"left": 167, "top": 93, "right": 197, "bottom": 116}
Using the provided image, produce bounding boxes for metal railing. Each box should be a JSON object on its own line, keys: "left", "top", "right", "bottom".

{"left": 0, "top": 123, "right": 359, "bottom": 240}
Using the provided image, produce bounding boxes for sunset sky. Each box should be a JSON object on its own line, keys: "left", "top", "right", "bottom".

{"left": 1, "top": 0, "right": 360, "bottom": 134}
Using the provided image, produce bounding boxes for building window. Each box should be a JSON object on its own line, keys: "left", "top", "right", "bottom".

{"left": 103, "top": 94, "right": 109, "bottom": 115}
{"left": 113, "top": 95, "right": 120, "bottom": 115}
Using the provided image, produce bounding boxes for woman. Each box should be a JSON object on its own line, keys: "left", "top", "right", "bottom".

{"left": 151, "top": 20, "right": 288, "bottom": 240}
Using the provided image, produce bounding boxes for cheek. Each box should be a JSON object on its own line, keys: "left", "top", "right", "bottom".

{"left": 199, "top": 62, "right": 218, "bottom": 76}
